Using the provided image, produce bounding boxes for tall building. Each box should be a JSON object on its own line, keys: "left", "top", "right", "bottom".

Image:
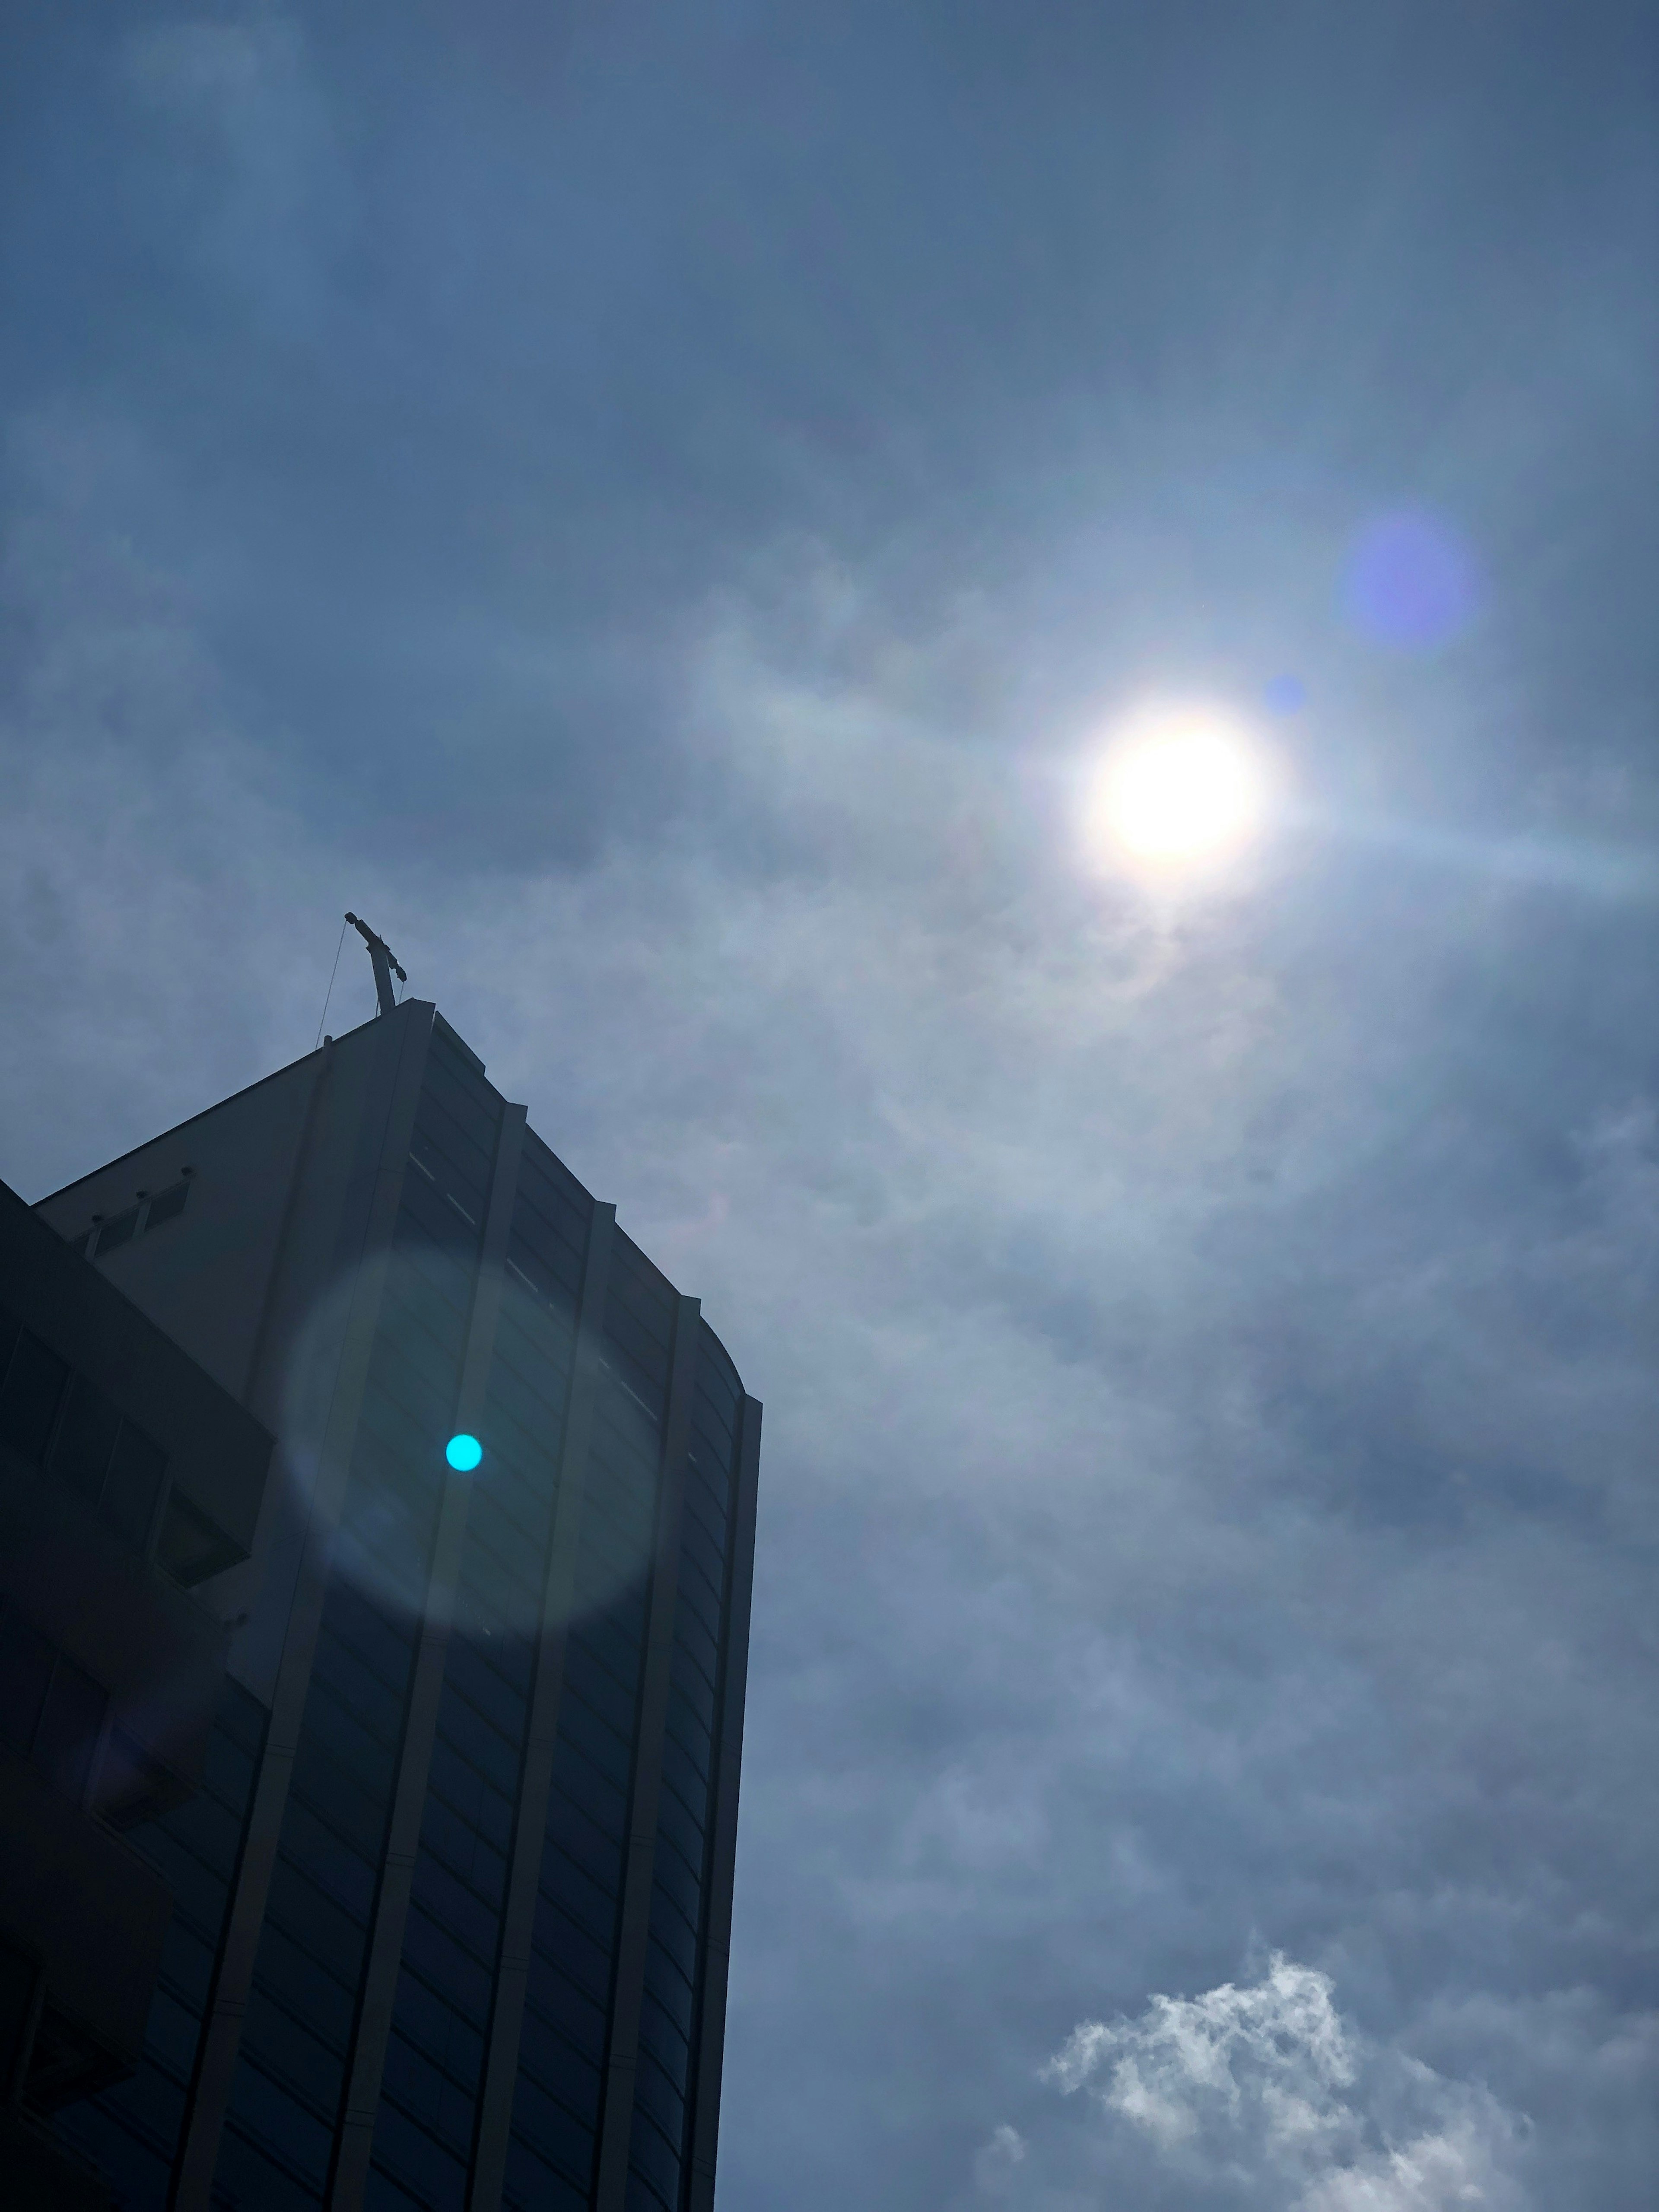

{"left": 1, "top": 1174, "right": 273, "bottom": 2212}
{"left": 31, "top": 988, "right": 762, "bottom": 2212}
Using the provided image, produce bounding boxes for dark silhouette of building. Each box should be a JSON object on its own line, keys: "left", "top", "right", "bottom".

{"left": 1, "top": 1176, "right": 273, "bottom": 2210}
{"left": 31, "top": 995, "right": 761, "bottom": 2212}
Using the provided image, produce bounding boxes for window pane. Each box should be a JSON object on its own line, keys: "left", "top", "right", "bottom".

{"left": 0, "top": 1329, "right": 68, "bottom": 1465}
{"left": 104, "top": 1424, "right": 168, "bottom": 1548}
{"left": 156, "top": 1489, "right": 240, "bottom": 1585}
{"left": 34, "top": 1654, "right": 108, "bottom": 1804}
{"left": 50, "top": 1374, "right": 122, "bottom": 1503}
{"left": 0, "top": 1605, "right": 55, "bottom": 1757}
{"left": 144, "top": 1181, "right": 190, "bottom": 1229}
{"left": 94, "top": 1206, "right": 140, "bottom": 1256}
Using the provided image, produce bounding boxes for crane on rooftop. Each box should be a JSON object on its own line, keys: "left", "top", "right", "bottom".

{"left": 345, "top": 912, "right": 407, "bottom": 1017}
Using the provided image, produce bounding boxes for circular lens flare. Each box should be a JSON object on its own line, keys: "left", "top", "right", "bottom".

{"left": 445, "top": 1433, "right": 483, "bottom": 1472}
{"left": 1085, "top": 706, "right": 1271, "bottom": 872}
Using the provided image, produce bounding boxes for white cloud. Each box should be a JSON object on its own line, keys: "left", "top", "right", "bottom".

{"left": 974, "top": 2122, "right": 1029, "bottom": 2195}
{"left": 1041, "top": 1957, "right": 1529, "bottom": 2210}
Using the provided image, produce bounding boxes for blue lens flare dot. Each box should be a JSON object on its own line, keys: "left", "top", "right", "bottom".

{"left": 1264, "top": 673, "right": 1307, "bottom": 715}
{"left": 445, "top": 1433, "right": 483, "bottom": 1473}
{"left": 1341, "top": 508, "right": 1482, "bottom": 651}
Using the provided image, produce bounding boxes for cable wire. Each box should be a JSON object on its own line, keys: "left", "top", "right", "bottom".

{"left": 315, "top": 915, "right": 348, "bottom": 1050}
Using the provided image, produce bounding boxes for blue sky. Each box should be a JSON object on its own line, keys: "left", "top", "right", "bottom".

{"left": 3, "top": 5, "right": 1657, "bottom": 2206}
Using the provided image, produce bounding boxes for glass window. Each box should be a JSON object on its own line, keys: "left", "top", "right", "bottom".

{"left": 504, "top": 1230, "right": 581, "bottom": 1317}
{"left": 321, "top": 1583, "right": 413, "bottom": 1697}
{"left": 639, "top": 1996, "right": 690, "bottom": 2095}
{"left": 674, "top": 1612, "right": 719, "bottom": 1697}
{"left": 51, "top": 2098, "right": 173, "bottom": 2212}
{"left": 201, "top": 1723, "right": 257, "bottom": 1813}
{"left": 93, "top": 1205, "right": 140, "bottom": 1257}
{"left": 530, "top": 1898, "right": 611, "bottom": 2005}
{"left": 539, "top": 1848, "right": 616, "bottom": 1948}
{"left": 515, "top": 2008, "right": 601, "bottom": 2124}
{"left": 0, "top": 1603, "right": 54, "bottom": 1755}
{"left": 628, "top": 2107, "right": 683, "bottom": 2206}
{"left": 312, "top": 1627, "right": 410, "bottom": 1746}
{"left": 648, "top": 1885, "right": 700, "bottom": 1982}
{"left": 544, "top": 1785, "right": 623, "bottom": 1895}
{"left": 435, "top": 1684, "right": 519, "bottom": 1798}
{"left": 121, "top": 1824, "right": 229, "bottom": 1928}
{"left": 380, "top": 2030, "right": 477, "bottom": 2158}
{"left": 240, "top": 1987, "right": 346, "bottom": 2114}
{"left": 661, "top": 1738, "right": 710, "bottom": 1824}
{"left": 572, "top": 1614, "right": 643, "bottom": 1696}
{"left": 682, "top": 1478, "right": 729, "bottom": 1559}
{"left": 510, "top": 2073, "right": 596, "bottom": 2190}
{"left": 503, "top": 2133, "right": 588, "bottom": 2212}
{"left": 265, "top": 1857, "right": 369, "bottom": 1983}
{"left": 156, "top": 1917, "right": 216, "bottom": 2012}
{"left": 289, "top": 1742, "right": 389, "bottom": 1862}
{"left": 214, "top": 2121, "right": 326, "bottom": 2209}
{"left": 419, "top": 1795, "right": 506, "bottom": 1908}
{"left": 365, "top": 2161, "right": 429, "bottom": 2212}
{"left": 145, "top": 1180, "right": 190, "bottom": 1228}
{"left": 143, "top": 1986, "right": 203, "bottom": 2082}
{"left": 156, "top": 1489, "right": 240, "bottom": 1585}
{"left": 101, "top": 2049, "right": 190, "bottom": 2146}
{"left": 442, "top": 1654, "right": 526, "bottom": 1752}
{"left": 678, "top": 1512, "right": 725, "bottom": 1595}
{"left": 0, "top": 1328, "right": 67, "bottom": 1464}
{"left": 674, "top": 1558, "right": 722, "bottom": 1640}
{"left": 226, "top": 2056, "right": 336, "bottom": 2188}
{"left": 426, "top": 1739, "right": 514, "bottom": 1854}
{"left": 524, "top": 1958, "right": 608, "bottom": 2064}
{"left": 34, "top": 1652, "right": 107, "bottom": 1803}
{"left": 410, "top": 1854, "right": 500, "bottom": 1967}
{"left": 556, "top": 1691, "right": 632, "bottom": 1792}
{"left": 50, "top": 1373, "right": 121, "bottom": 1502}
{"left": 561, "top": 1641, "right": 638, "bottom": 1737}
{"left": 391, "top": 1968, "right": 483, "bottom": 2088}
{"left": 654, "top": 1783, "right": 705, "bottom": 1874}
{"left": 668, "top": 1673, "right": 715, "bottom": 1745}
{"left": 633, "top": 2046, "right": 685, "bottom": 2147}
{"left": 400, "top": 1906, "right": 493, "bottom": 2025}
{"left": 643, "top": 1940, "right": 694, "bottom": 2036}
{"left": 652, "top": 1835, "right": 702, "bottom": 1926}
{"left": 104, "top": 1422, "right": 168, "bottom": 1547}
{"left": 250, "top": 1926, "right": 357, "bottom": 2053}
{"left": 299, "top": 1674, "right": 400, "bottom": 1794}
{"left": 547, "top": 1738, "right": 626, "bottom": 1842}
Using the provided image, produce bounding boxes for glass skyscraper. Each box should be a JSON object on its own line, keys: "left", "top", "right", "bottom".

{"left": 34, "top": 999, "right": 761, "bottom": 2212}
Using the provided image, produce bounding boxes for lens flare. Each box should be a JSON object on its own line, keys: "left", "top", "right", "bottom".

{"left": 1084, "top": 705, "right": 1272, "bottom": 873}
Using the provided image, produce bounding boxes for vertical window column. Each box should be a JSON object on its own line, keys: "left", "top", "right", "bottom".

{"left": 469, "top": 1200, "right": 617, "bottom": 2212}
{"left": 172, "top": 1004, "right": 435, "bottom": 2212}
{"left": 329, "top": 1100, "right": 526, "bottom": 2210}
{"left": 683, "top": 1389, "right": 763, "bottom": 2212}
{"left": 592, "top": 1294, "right": 702, "bottom": 2212}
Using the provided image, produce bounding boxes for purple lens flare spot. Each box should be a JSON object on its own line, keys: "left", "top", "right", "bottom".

{"left": 1342, "top": 509, "right": 1483, "bottom": 651}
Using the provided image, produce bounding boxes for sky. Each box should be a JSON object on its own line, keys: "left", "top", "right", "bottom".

{"left": 3, "top": 3, "right": 1658, "bottom": 2206}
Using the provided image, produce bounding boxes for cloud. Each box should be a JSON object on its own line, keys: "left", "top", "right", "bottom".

{"left": 974, "top": 2122, "right": 1029, "bottom": 2196}
{"left": 1034, "top": 1956, "right": 1528, "bottom": 2211}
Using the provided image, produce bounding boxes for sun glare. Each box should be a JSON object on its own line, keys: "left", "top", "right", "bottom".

{"left": 1084, "top": 705, "right": 1272, "bottom": 874}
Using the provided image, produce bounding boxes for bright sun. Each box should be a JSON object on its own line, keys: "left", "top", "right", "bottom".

{"left": 1084, "top": 704, "right": 1272, "bottom": 873}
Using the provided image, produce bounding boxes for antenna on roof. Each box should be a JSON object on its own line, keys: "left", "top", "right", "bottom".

{"left": 345, "top": 913, "right": 407, "bottom": 1018}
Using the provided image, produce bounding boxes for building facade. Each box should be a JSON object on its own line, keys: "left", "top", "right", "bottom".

{"left": 0, "top": 1176, "right": 273, "bottom": 2211}
{"left": 33, "top": 1000, "right": 762, "bottom": 2212}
